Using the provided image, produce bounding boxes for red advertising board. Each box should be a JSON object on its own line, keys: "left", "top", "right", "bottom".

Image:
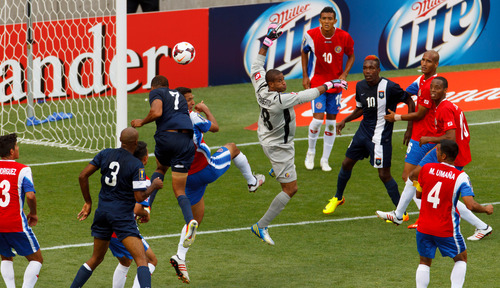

{"left": 127, "top": 9, "right": 209, "bottom": 93}
{"left": 0, "top": 9, "right": 208, "bottom": 105}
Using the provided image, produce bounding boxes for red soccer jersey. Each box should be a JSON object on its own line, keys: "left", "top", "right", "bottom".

{"left": 435, "top": 100, "right": 471, "bottom": 167}
{"left": 0, "top": 160, "right": 35, "bottom": 233}
{"left": 417, "top": 162, "right": 471, "bottom": 237}
{"left": 302, "top": 27, "right": 354, "bottom": 94}
{"left": 409, "top": 75, "right": 439, "bottom": 141}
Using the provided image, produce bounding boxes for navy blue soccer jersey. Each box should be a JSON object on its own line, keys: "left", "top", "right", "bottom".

{"left": 149, "top": 87, "right": 193, "bottom": 132}
{"left": 90, "top": 148, "right": 148, "bottom": 213}
{"left": 355, "top": 77, "right": 409, "bottom": 144}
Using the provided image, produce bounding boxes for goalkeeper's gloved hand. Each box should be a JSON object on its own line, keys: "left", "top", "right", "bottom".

{"left": 263, "top": 22, "right": 283, "bottom": 47}
{"left": 324, "top": 79, "right": 348, "bottom": 90}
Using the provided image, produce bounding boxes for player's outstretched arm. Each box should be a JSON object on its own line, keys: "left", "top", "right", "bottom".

{"left": 25, "top": 191, "right": 38, "bottom": 227}
{"left": 131, "top": 99, "right": 163, "bottom": 128}
{"left": 337, "top": 106, "right": 363, "bottom": 135}
{"left": 252, "top": 23, "right": 283, "bottom": 75}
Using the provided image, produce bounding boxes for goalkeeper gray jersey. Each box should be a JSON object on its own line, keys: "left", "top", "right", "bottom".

{"left": 251, "top": 54, "right": 320, "bottom": 146}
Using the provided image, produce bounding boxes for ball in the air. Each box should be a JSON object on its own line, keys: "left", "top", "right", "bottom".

{"left": 172, "top": 42, "right": 196, "bottom": 65}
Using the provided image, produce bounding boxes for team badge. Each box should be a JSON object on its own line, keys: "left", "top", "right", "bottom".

{"left": 447, "top": 121, "right": 453, "bottom": 127}
{"left": 255, "top": 72, "right": 261, "bottom": 81}
{"left": 378, "top": 91, "right": 385, "bottom": 99}
{"left": 315, "top": 102, "right": 323, "bottom": 109}
{"left": 375, "top": 158, "right": 382, "bottom": 166}
{"left": 285, "top": 173, "right": 290, "bottom": 178}
{"left": 217, "top": 148, "right": 224, "bottom": 153}
{"left": 335, "top": 46, "right": 342, "bottom": 53}
{"left": 139, "top": 168, "right": 146, "bottom": 181}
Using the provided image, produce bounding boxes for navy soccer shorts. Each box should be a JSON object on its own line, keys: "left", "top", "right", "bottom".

{"left": 91, "top": 207, "right": 141, "bottom": 241}
{"left": 345, "top": 131, "right": 392, "bottom": 168}
{"left": 154, "top": 131, "right": 195, "bottom": 173}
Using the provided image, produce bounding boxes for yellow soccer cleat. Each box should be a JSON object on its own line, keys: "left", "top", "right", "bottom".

{"left": 402, "top": 212, "right": 410, "bottom": 222}
{"left": 323, "top": 197, "right": 345, "bottom": 214}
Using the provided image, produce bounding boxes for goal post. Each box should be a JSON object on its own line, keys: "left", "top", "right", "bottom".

{"left": 0, "top": 0, "right": 127, "bottom": 153}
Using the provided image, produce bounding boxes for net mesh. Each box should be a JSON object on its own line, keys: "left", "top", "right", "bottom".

{"left": 1, "top": 0, "right": 118, "bottom": 153}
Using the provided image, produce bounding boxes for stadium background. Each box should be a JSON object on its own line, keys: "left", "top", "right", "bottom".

{"left": 1, "top": 0, "right": 499, "bottom": 287}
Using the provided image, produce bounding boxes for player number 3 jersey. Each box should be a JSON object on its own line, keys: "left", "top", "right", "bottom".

{"left": 0, "top": 160, "right": 36, "bottom": 233}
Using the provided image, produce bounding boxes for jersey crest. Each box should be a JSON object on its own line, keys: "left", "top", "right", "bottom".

{"left": 335, "top": 46, "right": 342, "bottom": 53}
{"left": 378, "top": 91, "right": 385, "bottom": 99}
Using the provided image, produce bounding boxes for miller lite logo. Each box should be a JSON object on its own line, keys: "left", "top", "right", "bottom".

{"left": 242, "top": 0, "right": 350, "bottom": 80}
{"left": 379, "top": 0, "right": 490, "bottom": 69}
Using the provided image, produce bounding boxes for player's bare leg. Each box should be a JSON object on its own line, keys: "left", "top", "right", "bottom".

{"left": 122, "top": 236, "right": 150, "bottom": 288}
{"left": 226, "top": 143, "right": 265, "bottom": 192}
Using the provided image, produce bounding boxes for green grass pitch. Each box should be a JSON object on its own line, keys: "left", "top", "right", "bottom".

{"left": 5, "top": 61, "right": 500, "bottom": 287}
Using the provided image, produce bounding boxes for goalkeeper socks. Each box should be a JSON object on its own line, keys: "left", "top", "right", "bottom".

{"left": 395, "top": 179, "right": 415, "bottom": 219}
{"left": 258, "top": 191, "right": 291, "bottom": 227}
{"left": 335, "top": 167, "right": 352, "bottom": 199}
{"left": 457, "top": 200, "right": 488, "bottom": 230}
{"left": 135, "top": 266, "right": 151, "bottom": 288}
{"left": 321, "top": 119, "right": 336, "bottom": 160}
{"left": 177, "top": 195, "right": 194, "bottom": 224}
{"left": 113, "top": 263, "right": 130, "bottom": 288}
{"left": 1, "top": 260, "right": 15, "bottom": 288}
{"left": 233, "top": 152, "right": 255, "bottom": 185}
{"left": 70, "top": 263, "right": 93, "bottom": 288}
{"left": 308, "top": 118, "right": 323, "bottom": 153}
{"left": 416, "top": 264, "right": 430, "bottom": 288}
{"left": 148, "top": 171, "right": 164, "bottom": 207}
{"left": 384, "top": 177, "right": 400, "bottom": 207}
{"left": 450, "top": 261, "right": 466, "bottom": 288}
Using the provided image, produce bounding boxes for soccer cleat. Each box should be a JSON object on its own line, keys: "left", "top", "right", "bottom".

{"left": 251, "top": 223, "right": 275, "bottom": 245}
{"left": 376, "top": 210, "right": 403, "bottom": 225}
{"left": 385, "top": 212, "right": 409, "bottom": 223}
{"left": 170, "top": 255, "right": 190, "bottom": 284}
{"left": 323, "top": 196, "right": 345, "bottom": 214}
{"left": 320, "top": 158, "right": 332, "bottom": 172}
{"left": 248, "top": 173, "right": 265, "bottom": 193}
{"left": 305, "top": 152, "right": 315, "bottom": 170}
{"left": 408, "top": 218, "right": 419, "bottom": 229}
{"left": 182, "top": 219, "right": 198, "bottom": 248}
{"left": 467, "top": 225, "right": 493, "bottom": 241}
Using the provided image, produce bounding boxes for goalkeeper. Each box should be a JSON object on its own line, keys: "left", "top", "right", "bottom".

{"left": 249, "top": 22, "right": 347, "bottom": 245}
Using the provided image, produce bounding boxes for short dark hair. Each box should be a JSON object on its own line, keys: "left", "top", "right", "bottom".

{"left": 320, "top": 7, "right": 336, "bottom": 19}
{"left": 440, "top": 139, "right": 459, "bottom": 162}
{"left": 134, "top": 141, "right": 148, "bottom": 160}
{"left": 0, "top": 133, "right": 17, "bottom": 157}
{"left": 151, "top": 75, "right": 169, "bottom": 88}
{"left": 175, "top": 87, "right": 192, "bottom": 96}
{"left": 265, "top": 69, "right": 282, "bottom": 84}
{"left": 433, "top": 76, "right": 448, "bottom": 89}
{"left": 364, "top": 55, "right": 380, "bottom": 69}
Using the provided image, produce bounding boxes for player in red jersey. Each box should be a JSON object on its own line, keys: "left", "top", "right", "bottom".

{"left": 0, "top": 133, "right": 43, "bottom": 288}
{"left": 413, "top": 139, "right": 493, "bottom": 288}
{"left": 302, "top": 6, "right": 355, "bottom": 171}
{"left": 376, "top": 50, "right": 439, "bottom": 226}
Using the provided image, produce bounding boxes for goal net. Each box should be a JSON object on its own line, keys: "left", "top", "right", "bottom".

{"left": 0, "top": 0, "right": 127, "bottom": 153}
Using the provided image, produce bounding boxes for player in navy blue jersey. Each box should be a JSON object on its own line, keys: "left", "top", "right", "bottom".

{"left": 70, "top": 128, "right": 163, "bottom": 288}
{"left": 323, "top": 55, "right": 415, "bottom": 214}
{"left": 131, "top": 75, "right": 198, "bottom": 248}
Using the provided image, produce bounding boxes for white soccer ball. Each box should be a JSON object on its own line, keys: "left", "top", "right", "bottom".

{"left": 172, "top": 42, "right": 196, "bottom": 65}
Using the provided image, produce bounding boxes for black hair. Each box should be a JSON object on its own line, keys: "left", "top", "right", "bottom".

{"left": 151, "top": 75, "right": 169, "bottom": 88}
{"left": 134, "top": 141, "right": 148, "bottom": 160}
{"left": 320, "top": 7, "right": 336, "bottom": 19}
{"left": 175, "top": 87, "right": 192, "bottom": 96}
{"left": 440, "top": 139, "right": 459, "bottom": 162}
{"left": 433, "top": 76, "right": 448, "bottom": 89}
{"left": 0, "top": 133, "right": 17, "bottom": 157}
{"left": 265, "top": 69, "right": 283, "bottom": 84}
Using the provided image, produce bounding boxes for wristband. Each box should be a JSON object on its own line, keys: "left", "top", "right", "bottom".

{"left": 394, "top": 114, "right": 402, "bottom": 121}
{"left": 323, "top": 81, "right": 333, "bottom": 90}
{"left": 263, "top": 37, "right": 273, "bottom": 47}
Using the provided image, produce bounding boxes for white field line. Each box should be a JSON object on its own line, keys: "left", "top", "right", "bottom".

{"left": 27, "top": 120, "right": 500, "bottom": 167}
{"left": 42, "top": 202, "right": 500, "bottom": 251}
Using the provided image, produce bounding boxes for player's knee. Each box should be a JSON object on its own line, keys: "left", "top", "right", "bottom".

{"left": 225, "top": 143, "right": 239, "bottom": 156}
{"left": 146, "top": 251, "right": 158, "bottom": 267}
